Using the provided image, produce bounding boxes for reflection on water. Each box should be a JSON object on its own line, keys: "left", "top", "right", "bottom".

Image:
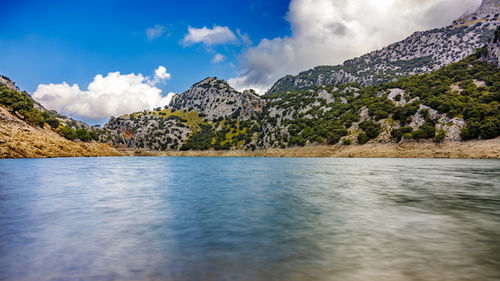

{"left": 0, "top": 157, "right": 499, "bottom": 281}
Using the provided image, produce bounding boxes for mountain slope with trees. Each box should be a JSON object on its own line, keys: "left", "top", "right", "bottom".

{"left": 102, "top": 40, "right": 500, "bottom": 152}
{"left": 267, "top": 0, "right": 500, "bottom": 95}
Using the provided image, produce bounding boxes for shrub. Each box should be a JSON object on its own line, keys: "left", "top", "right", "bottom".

{"left": 181, "top": 125, "right": 215, "bottom": 150}
{"left": 0, "top": 87, "right": 34, "bottom": 113}
{"left": 21, "top": 108, "right": 44, "bottom": 127}
{"left": 391, "top": 127, "right": 413, "bottom": 142}
{"left": 59, "top": 126, "right": 77, "bottom": 140}
{"left": 460, "top": 119, "right": 481, "bottom": 140}
{"left": 434, "top": 129, "right": 447, "bottom": 142}
{"left": 358, "top": 120, "right": 381, "bottom": 139}
{"left": 357, "top": 132, "right": 369, "bottom": 144}
{"left": 479, "top": 118, "right": 500, "bottom": 139}
{"left": 342, "top": 138, "right": 352, "bottom": 145}
{"left": 75, "top": 128, "right": 91, "bottom": 142}
{"left": 402, "top": 133, "right": 413, "bottom": 140}
{"left": 46, "top": 118, "right": 60, "bottom": 129}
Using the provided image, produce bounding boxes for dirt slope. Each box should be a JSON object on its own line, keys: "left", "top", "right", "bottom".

{"left": 0, "top": 106, "right": 121, "bottom": 158}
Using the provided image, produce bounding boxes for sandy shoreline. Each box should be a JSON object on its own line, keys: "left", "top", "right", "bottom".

{"left": 117, "top": 138, "right": 500, "bottom": 159}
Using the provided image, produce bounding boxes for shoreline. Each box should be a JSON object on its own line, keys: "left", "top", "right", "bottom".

{"left": 1, "top": 124, "right": 499, "bottom": 159}
{"left": 118, "top": 138, "right": 500, "bottom": 159}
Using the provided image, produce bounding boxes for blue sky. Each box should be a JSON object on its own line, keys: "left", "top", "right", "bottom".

{"left": 0, "top": 0, "right": 481, "bottom": 123}
{"left": 0, "top": 0, "right": 290, "bottom": 94}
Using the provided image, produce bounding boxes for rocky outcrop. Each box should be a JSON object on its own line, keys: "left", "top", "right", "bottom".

{"left": 0, "top": 76, "right": 19, "bottom": 92}
{"left": 103, "top": 111, "right": 192, "bottom": 150}
{"left": 170, "top": 77, "right": 265, "bottom": 120}
{"left": 267, "top": 0, "right": 500, "bottom": 95}
{"left": 482, "top": 27, "right": 500, "bottom": 66}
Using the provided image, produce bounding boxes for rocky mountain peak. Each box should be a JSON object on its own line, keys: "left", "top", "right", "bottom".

{"left": 170, "top": 77, "right": 265, "bottom": 120}
{"left": 479, "top": 0, "right": 500, "bottom": 11}
{"left": 193, "top": 76, "right": 222, "bottom": 87}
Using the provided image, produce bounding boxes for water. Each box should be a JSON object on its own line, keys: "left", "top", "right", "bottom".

{"left": 0, "top": 157, "right": 499, "bottom": 281}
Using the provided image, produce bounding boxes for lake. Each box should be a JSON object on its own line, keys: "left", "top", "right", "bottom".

{"left": 0, "top": 157, "right": 499, "bottom": 281}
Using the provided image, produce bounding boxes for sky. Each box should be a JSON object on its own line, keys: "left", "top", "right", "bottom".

{"left": 0, "top": 0, "right": 482, "bottom": 124}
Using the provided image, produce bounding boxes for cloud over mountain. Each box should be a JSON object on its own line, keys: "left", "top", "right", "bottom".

{"left": 182, "top": 25, "right": 238, "bottom": 46}
{"left": 228, "top": 0, "right": 482, "bottom": 94}
{"left": 212, "top": 53, "right": 225, "bottom": 63}
{"left": 33, "top": 66, "right": 175, "bottom": 120}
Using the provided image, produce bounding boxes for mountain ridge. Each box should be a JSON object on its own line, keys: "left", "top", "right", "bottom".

{"left": 1, "top": 3, "right": 499, "bottom": 157}
{"left": 101, "top": 41, "right": 500, "bottom": 152}
{"left": 267, "top": 0, "right": 500, "bottom": 95}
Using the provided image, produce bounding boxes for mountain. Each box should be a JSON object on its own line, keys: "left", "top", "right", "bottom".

{"left": 0, "top": 76, "right": 120, "bottom": 158}
{"left": 267, "top": 0, "right": 500, "bottom": 95}
{"left": 103, "top": 77, "right": 266, "bottom": 150}
{"left": 170, "top": 77, "right": 265, "bottom": 120}
{"left": 102, "top": 42, "right": 499, "bottom": 152}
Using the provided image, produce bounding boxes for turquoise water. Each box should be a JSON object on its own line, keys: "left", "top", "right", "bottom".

{"left": 0, "top": 157, "right": 499, "bottom": 281}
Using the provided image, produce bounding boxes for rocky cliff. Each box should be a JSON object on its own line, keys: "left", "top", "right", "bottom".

{"left": 267, "top": 0, "right": 500, "bottom": 95}
{"left": 170, "top": 77, "right": 265, "bottom": 120}
{"left": 482, "top": 25, "right": 500, "bottom": 66}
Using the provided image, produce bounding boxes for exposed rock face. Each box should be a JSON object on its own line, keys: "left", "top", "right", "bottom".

{"left": 103, "top": 111, "right": 192, "bottom": 150}
{"left": 476, "top": 0, "right": 500, "bottom": 16}
{"left": 0, "top": 76, "right": 19, "bottom": 92}
{"left": 267, "top": 1, "right": 500, "bottom": 95}
{"left": 482, "top": 27, "right": 500, "bottom": 66}
{"left": 170, "top": 77, "right": 265, "bottom": 120}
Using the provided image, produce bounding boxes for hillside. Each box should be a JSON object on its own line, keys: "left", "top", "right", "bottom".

{"left": 0, "top": 77, "right": 120, "bottom": 158}
{"left": 103, "top": 79, "right": 265, "bottom": 151}
{"left": 267, "top": 0, "right": 500, "bottom": 95}
{"left": 103, "top": 40, "right": 500, "bottom": 153}
{"left": 2, "top": 7, "right": 499, "bottom": 158}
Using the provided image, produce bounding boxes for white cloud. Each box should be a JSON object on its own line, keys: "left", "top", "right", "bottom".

{"left": 212, "top": 53, "right": 225, "bottom": 63}
{"left": 181, "top": 25, "right": 238, "bottom": 46}
{"left": 228, "top": 0, "right": 482, "bottom": 94}
{"left": 236, "top": 29, "right": 252, "bottom": 46}
{"left": 149, "top": 65, "right": 171, "bottom": 85}
{"left": 146, "top": 24, "right": 166, "bottom": 40}
{"left": 33, "top": 66, "right": 175, "bottom": 120}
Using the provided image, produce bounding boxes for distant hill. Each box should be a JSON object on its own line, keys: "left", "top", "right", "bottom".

{"left": 267, "top": 0, "right": 500, "bottom": 95}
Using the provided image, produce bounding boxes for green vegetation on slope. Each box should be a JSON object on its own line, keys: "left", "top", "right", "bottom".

{"left": 0, "top": 82, "right": 102, "bottom": 142}
{"left": 104, "top": 46, "right": 499, "bottom": 151}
